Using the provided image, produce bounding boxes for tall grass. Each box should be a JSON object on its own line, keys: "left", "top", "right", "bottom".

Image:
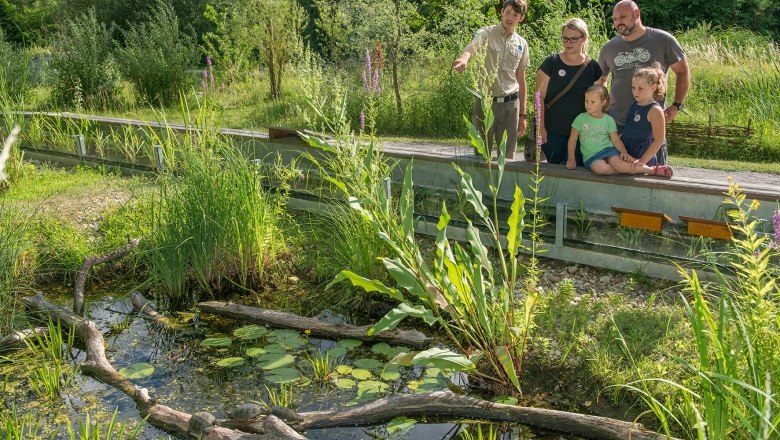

{"left": 146, "top": 125, "right": 289, "bottom": 301}
{"left": 0, "top": 199, "right": 36, "bottom": 334}
{"left": 621, "top": 182, "right": 780, "bottom": 439}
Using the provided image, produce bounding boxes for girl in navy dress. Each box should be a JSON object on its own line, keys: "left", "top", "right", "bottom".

{"left": 622, "top": 63, "right": 673, "bottom": 178}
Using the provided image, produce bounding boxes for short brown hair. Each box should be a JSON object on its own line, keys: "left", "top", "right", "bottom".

{"left": 585, "top": 85, "right": 611, "bottom": 113}
{"left": 502, "top": 0, "right": 528, "bottom": 16}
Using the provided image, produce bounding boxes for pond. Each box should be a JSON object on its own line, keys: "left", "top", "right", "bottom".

{"left": 2, "top": 288, "right": 582, "bottom": 440}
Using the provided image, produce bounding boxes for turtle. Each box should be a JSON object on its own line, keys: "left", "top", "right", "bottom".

{"left": 226, "top": 403, "right": 267, "bottom": 423}
{"left": 188, "top": 411, "right": 217, "bottom": 435}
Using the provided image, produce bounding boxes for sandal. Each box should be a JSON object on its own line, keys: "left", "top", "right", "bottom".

{"left": 652, "top": 164, "right": 673, "bottom": 178}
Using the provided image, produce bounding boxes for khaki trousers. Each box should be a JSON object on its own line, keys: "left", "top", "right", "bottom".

{"left": 472, "top": 98, "right": 520, "bottom": 159}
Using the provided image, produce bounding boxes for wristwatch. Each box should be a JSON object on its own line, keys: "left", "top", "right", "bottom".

{"left": 672, "top": 102, "right": 684, "bottom": 110}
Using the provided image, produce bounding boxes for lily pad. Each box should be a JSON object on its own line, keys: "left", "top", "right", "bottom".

{"left": 335, "top": 378, "right": 356, "bottom": 389}
{"left": 425, "top": 367, "right": 443, "bottom": 377}
{"left": 387, "top": 416, "right": 417, "bottom": 435}
{"left": 233, "top": 325, "right": 267, "bottom": 340}
{"left": 246, "top": 347, "right": 267, "bottom": 357}
{"left": 262, "top": 344, "right": 288, "bottom": 354}
{"left": 278, "top": 337, "right": 306, "bottom": 350}
{"left": 371, "top": 342, "right": 393, "bottom": 357}
{"left": 257, "top": 353, "right": 295, "bottom": 370}
{"left": 216, "top": 357, "right": 246, "bottom": 368}
{"left": 336, "top": 365, "right": 353, "bottom": 375}
{"left": 350, "top": 368, "right": 373, "bottom": 380}
{"left": 325, "top": 346, "right": 347, "bottom": 358}
{"left": 415, "top": 377, "right": 448, "bottom": 393}
{"left": 265, "top": 367, "right": 300, "bottom": 384}
{"left": 336, "top": 339, "right": 363, "bottom": 349}
{"left": 354, "top": 358, "right": 384, "bottom": 372}
{"left": 356, "top": 380, "right": 389, "bottom": 397}
{"left": 380, "top": 366, "right": 401, "bottom": 381}
{"left": 118, "top": 363, "right": 154, "bottom": 379}
{"left": 199, "top": 337, "right": 232, "bottom": 347}
{"left": 267, "top": 329, "right": 301, "bottom": 341}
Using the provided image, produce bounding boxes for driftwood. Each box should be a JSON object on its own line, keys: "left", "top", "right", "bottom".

{"left": 0, "top": 327, "right": 48, "bottom": 352}
{"left": 130, "top": 290, "right": 175, "bottom": 327}
{"left": 21, "top": 293, "right": 301, "bottom": 440}
{"left": 224, "top": 391, "right": 670, "bottom": 440}
{"left": 197, "top": 301, "right": 431, "bottom": 348}
{"left": 74, "top": 238, "right": 140, "bottom": 316}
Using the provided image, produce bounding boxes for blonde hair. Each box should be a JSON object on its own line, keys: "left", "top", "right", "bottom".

{"left": 633, "top": 62, "right": 667, "bottom": 101}
{"left": 562, "top": 17, "right": 589, "bottom": 55}
{"left": 585, "top": 84, "right": 610, "bottom": 112}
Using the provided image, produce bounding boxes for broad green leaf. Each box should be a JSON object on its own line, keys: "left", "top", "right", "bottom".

{"left": 257, "top": 353, "right": 295, "bottom": 370}
{"left": 246, "top": 347, "right": 267, "bottom": 357}
{"left": 435, "top": 202, "right": 451, "bottom": 257}
{"left": 496, "top": 346, "right": 520, "bottom": 391}
{"left": 278, "top": 337, "right": 306, "bottom": 350}
{"left": 267, "top": 329, "right": 300, "bottom": 341}
{"left": 357, "top": 380, "right": 389, "bottom": 397}
{"left": 387, "top": 416, "right": 417, "bottom": 435}
{"left": 327, "top": 271, "right": 405, "bottom": 303}
{"left": 400, "top": 161, "right": 415, "bottom": 236}
{"left": 492, "top": 395, "right": 518, "bottom": 405}
{"left": 336, "top": 365, "right": 353, "bottom": 375}
{"left": 262, "top": 344, "right": 287, "bottom": 354}
{"left": 216, "top": 357, "right": 245, "bottom": 368}
{"left": 300, "top": 133, "right": 337, "bottom": 154}
{"left": 506, "top": 185, "right": 526, "bottom": 258}
{"left": 199, "top": 337, "right": 232, "bottom": 347}
{"left": 337, "top": 339, "right": 363, "bottom": 349}
{"left": 466, "top": 221, "right": 493, "bottom": 281}
{"left": 411, "top": 348, "right": 475, "bottom": 371}
{"left": 465, "top": 116, "right": 487, "bottom": 158}
{"left": 118, "top": 363, "right": 154, "bottom": 379}
{"left": 335, "top": 378, "right": 356, "bottom": 389}
{"left": 351, "top": 369, "right": 373, "bottom": 380}
{"left": 425, "top": 367, "right": 443, "bottom": 377}
{"left": 233, "top": 325, "right": 267, "bottom": 340}
{"left": 388, "top": 351, "right": 416, "bottom": 367}
{"left": 382, "top": 258, "right": 428, "bottom": 301}
{"left": 415, "top": 377, "right": 448, "bottom": 393}
{"left": 265, "top": 367, "right": 300, "bottom": 384}
{"left": 380, "top": 366, "right": 401, "bottom": 381}
{"left": 368, "top": 303, "right": 437, "bottom": 336}
{"left": 371, "top": 343, "right": 393, "bottom": 357}
{"left": 454, "top": 165, "right": 489, "bottom": 218}
{"left": 326, "top": 346, "right": 347, "bottom": 358}
{"left": 354, "top": 358, "right": 384, "bottom": 372}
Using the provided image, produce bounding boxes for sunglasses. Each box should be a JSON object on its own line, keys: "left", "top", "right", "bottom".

{"left": 560, "top": 36, "right": 584, "bottom": 43}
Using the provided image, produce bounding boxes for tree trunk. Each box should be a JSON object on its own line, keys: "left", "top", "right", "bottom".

{"left": 74, "top": 238, "right": 139, "bottom": 316}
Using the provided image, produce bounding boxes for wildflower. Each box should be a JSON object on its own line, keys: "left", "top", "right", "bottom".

{"left": 206, "top": 56, "right": 212, "bottom": 67}
{"left": 534, "top": 91, "right": 542, "bottom": 163}
{"left": 772, "top": 209, "right": 780, "bottom": 248}
{"left": 359, "top": 111, "right": 366, "bottom": 132}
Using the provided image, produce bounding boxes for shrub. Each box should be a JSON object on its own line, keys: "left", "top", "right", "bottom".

{"left": 115, "top": 0, "right": 198, "bottom": 106}
{"left": 50, "top": 8, "right": 121, "bottom": 109}
{"left": 0, "top": 29, "right": 31, "bottom": 101}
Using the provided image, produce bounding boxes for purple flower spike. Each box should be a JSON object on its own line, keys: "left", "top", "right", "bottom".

{"left": 202, "top": 69, "right": 208, "bottom": 79}
{"left": 772, "top": 209, "right": 780, "bottom": 248}
{"left": 359, "top": 111, "right": 366, "bottom": 131}
{"left": 206, "top": 56, "right": 212, "bottom": 66}
{"left": 372, "top": 69, "right": 380, "bottom": 94}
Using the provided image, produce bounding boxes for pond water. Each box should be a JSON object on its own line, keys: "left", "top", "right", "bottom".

{"left": 3, "top": 290, "right": 583, "bottom": 439}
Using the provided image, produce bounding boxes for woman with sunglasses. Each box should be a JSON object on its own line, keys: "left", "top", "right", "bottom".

{"left": 534, "top": 18, "right": 602, "bottom": 166}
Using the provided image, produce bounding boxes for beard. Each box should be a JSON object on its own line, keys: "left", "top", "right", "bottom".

{"left": 616, "top": 21, "right": 636, "bottom": 36}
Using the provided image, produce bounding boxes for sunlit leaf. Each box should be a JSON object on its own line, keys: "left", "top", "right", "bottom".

{"left": 216, "top": 357, "right": 245, "bottom": 368}
{"left": 335, "top": 378, "right": 356, "bottom": 389}
{"left": 351, "top": 368, "right": 373, "bottom": 380}
{"left": 357, "top": 380, "right": 389, "bottom": 397}
{"left": 265, "top": 367, "right": 300, "bottom": 384}
{"left": 199, "top": 337, "right": 232, "bottom": 347}
{"left": 337, "top": 339, "right": 363, "bottom": 349}
{"left": 257, "top": 353, "right": 295, "bottom": 370}
{"left": 328, "top": 271, "right": 405, "bottom": 303}
{"left": 326, "top": 346, "right": 347, "bottom": 358}
{"left": 118, "top": 363, "right": 154, "bottom": 379}
{"left": 411, "top": 348, "right": 475, "bottom": 371}
{"left": 496, "top": 346, "right": 520, "bottom": 391}
{"left": 336, "top": 364, "right": 353, "bottom": 375}
{"left": 246, "top": 347, "right": 267, "bottom": 357}
{"left": 233, "top": 325, "right": 267, "bottom": 340}
{"left": 492, "top": 395, "right": 518, "bottom": 405}
{"left": 354, "top": 358, "right": 384, "bottom": 373}
{"left": 380, "top": 366, "right": 401, "bottom": 381}
{"left": 387, "top": 416, "right": 417, "bottom": 435}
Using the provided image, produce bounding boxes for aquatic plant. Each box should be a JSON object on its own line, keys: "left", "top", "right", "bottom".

{"left": 0, "top": 404, "right": 44, "bottom": 440}
{"left": 65, "top": 407, "right": 145, "bottom": 440}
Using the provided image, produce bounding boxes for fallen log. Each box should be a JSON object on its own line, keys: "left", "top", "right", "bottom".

{"left": 226, "top": 391, "right": 671, "bottom": 440}
{"left": 74, "top": 238, "right": 140, "bottom": 316}
{"left": 21, "top": 293, "right": 302, "bottom": 440}
{"left": 0, "top": 327, "right": 48, "bottom": 352}
{"left": 130, "top": 290, "right": 175, "bottom": 328}
{"left": 197, "top": 301, "right": 431, "bottom": 348}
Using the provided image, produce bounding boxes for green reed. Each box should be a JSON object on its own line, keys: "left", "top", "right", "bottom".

{"left": 65, "top": 408, "right": 145, "bottom": 440}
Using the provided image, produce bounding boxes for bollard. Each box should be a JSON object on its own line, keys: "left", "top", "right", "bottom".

{"left": 74, "top": 134, "right": 86, "bottom": 159}
{"left": 384, "top": 177, "right": 391, "bottom": 201}
{"left": 154, "top": 145, "right": 166, "bottom": 171}
{"left": 555, "top": 203, "right": 567, "bottom": 247}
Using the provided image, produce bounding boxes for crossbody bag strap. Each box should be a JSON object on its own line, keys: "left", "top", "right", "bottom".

{"left": 545, "top": 57, "right": 591, "bottom": 110}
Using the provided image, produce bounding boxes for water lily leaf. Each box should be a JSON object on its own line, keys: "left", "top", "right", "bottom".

{"left": 118, "top": 363, "right": 154, "bottom": 379}
{"left": 411, "top": 348, "right": 475, "bottom": 371}
{"left": 216, "top": 357, "right": 246, "bottom": 368}
{"left": 326, "top": 346, "right": 347, "bottom": 358}
{"left": 492, "top": 395, "right": 518, "bottom": 405}
{"left": 233, "top": 325, "right": 267, "bottom": 340}
{"left": 354, "top": 358, "right": 384, "bottom": 372}
{"left": 425, "top": 367, "right": 443, "bottom": 377}
{"left": 199, "top": 337, "right": 232, "bottom": 347}
{"left": 406, "top": 379, "right": 422, "bottom": 391}
{"left": 357, "top": 380, "right": 389, "bottom": 397}
{"left": 335, "top": 378, "right": 356, "bottom": 389}
{"left": 415, "top": 377, "right": 448, "bottom": 393}
{"left": 380, "top": 366, "right": 401, "bottom": 381}
{"left": 262, "top": 344, "right": 287, "bottom": 354}
{"left": 351, "top": 368, "right": 373, "bottom": 380}
{"left": 387, "top": 416, "right": 417, "bottom": 435}
{"left": 388, "top": 351, "right": 415, "bottom": 367}
{"left": 246, "top": 347, "right": 267, "bottom": 357}
{"left": 336, "top": 365, "right": 353, "bottom": 375}
{"left": 278, "top": 337, "right": 306, "bottom": 350}
{"left": 371, "top": 343, "right": 393, "bottom": 357}
{"left": 257, "top": 353, "right": 295, "bottom": 370}
{"left": 265, "top": 367, "right": 300, "bottom": 384}
{"left": 267, "top": 329, "right": 301, "bottom": 341}
{"left": 337, "top": 339, "right": 363, "bottom": 349}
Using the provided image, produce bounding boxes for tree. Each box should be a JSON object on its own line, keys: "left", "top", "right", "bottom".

{"left": 232, "top": 0, "right": 305, "bottom": 100}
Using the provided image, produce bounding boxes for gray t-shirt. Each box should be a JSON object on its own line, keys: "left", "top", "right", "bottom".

{"left": 598, "top": 27, "right": 685, "bottom": 126}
